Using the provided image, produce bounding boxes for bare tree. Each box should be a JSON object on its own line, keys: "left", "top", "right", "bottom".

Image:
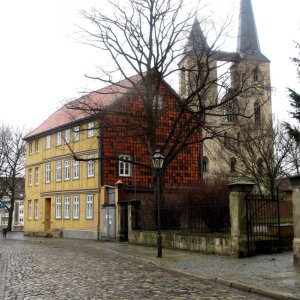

{"left": 217, "top": 120, "right": 292, "bottom": 198}
{"left": 0, "top": 125, "right": 26, "bottom": 231}
{"left": 65, "top": 0, "right": 269, "bottom": 196}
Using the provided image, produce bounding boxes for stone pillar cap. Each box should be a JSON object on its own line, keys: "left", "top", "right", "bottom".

{"left": 289, "top": 175, "right": 300, "bottom": 187}
{"left": 228, "top": 181, "right": 255, "bottom": 192}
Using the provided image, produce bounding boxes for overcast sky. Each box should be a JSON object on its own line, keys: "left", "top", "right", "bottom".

{"left": 0, "top": 0, "right": 299, "bottom": 132}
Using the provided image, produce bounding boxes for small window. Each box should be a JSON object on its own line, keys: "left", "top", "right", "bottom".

{"left": 64, "top": 129, "right": 71, "bottom": 144}
{"left": 86, "top": 194, "right": 93, "bottom": 219}
{"left": 45, "top": 164, "right": 51, "bottom": 183}
{"left": 73, "top": 160, "right": 80, "bottom": 179}
{"left": 45, "top": 135, "right": 51, "bottom": 149}
{"left": 230, "top": 158, "right": 237, "bottom": 173}
{"left": 28, "top": 200, "right": 32, "bottom": 219}
{"left": 73, "top": 195, "right": 80, "bottom": 219}
{"left": 28, "top": 169, "right": 32, "bottom": 186}
{"left": 73, "top": 126, "right": 80, "bottom": 142}
{"left": 34, "top": 167, "right": 39, "bottom": 185}
{"left": 56, "top": 161, "right": 62, "bottom": 182}
{"left": 64, "top": 196, "right": 70, "bottom": 219}
{"left": 29, "top": 142, "right": 33, "bottom": 155}
{"left": 87, "top": 155, "right": 94, "bottom": 178}
{"left": 56, "top": 132, "right": 62, "bottom": 146}
{"left": 64, "top": 160, "right": 70, "bottom": 181}
{"left": 118, "top": 155, "right": 131, "bottom": 177}
{"left": 35, "top": 140, "right": 39, "bottom": 153}
{"left": 254, "top": 100, "right": 261, "bottom": 126}
{"left": 55, "top": 197, "right": 62, "bottom": 219}
{"left": 34, "top": 200, "right": 39, "bottom": 220}
{"left": 87, "top": 122, "right": 94, "bottom": 138}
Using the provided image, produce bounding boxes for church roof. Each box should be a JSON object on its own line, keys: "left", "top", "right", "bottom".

{"left": 237, "top": 0, "right": 269, "bottom": 62}
{"left": 181, "top": 0, "right": 269, "bottom": 63}
{"left": 184, "top": 18, "right": 208, "bottom": 55}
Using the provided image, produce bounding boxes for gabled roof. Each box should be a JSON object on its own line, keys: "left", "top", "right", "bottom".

{"left": 24, "top": 73, "right": 180, "bottom": 140}
{"left": 24, "top": 74, "right": 142, "bottom": 140}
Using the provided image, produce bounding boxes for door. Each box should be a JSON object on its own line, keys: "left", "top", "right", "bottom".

{"left": 102, "top": 206, "right": 115, "bottom": 239}
{"left": 44, "top": 198, "right": 51, "bottom": 231}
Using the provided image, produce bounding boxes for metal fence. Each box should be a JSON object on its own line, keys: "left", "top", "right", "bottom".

{"left": 131, "top": 199, "right": 230, "bottom": 234}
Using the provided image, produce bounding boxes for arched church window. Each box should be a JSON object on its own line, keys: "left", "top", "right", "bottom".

{"left": 253, "top": 68, "right": 259, "bottom": 82}
{"left": 237, "top": 132, "right": 241, "bottom": 147}
{"left": 224, "top": 131, "right": 228, "bottom": 147}
{"left": 230, "top": 157, "right": 236, "bottom": 173}
{"left": 257, "top": 158, "right": 263, "bottom": 174}
{"left": 202, "top": 156, "right": 209, "bottom": 173}
{"left": 254, "top": 100, "right": 261, "bottom": 126}
{"left": 224, "top": 99, "right": 237, "bottom": 123}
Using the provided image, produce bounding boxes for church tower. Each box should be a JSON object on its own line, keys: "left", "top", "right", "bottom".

{"left": 179, "top": 0, "right": 272, "bottom": 179}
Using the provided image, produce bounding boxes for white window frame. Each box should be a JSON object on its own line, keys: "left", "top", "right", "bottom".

{"left": 153, "top": 95, "right": 163, "bottom": 110}
{"left": 73, "top": 160, "right": 80, "bottom": 180}
{"left": 28, "top": 169, "right": 32, "bottom": 186}
{"left": 73, "top": 126, "right": 80, "bottom": 142}
{"left": 87, "top": 122, "right": 94, "bottom": 138}
{"left": 87, "top": 155, "right": 94, "bottom": 178}
{"left": 64, "top": 160, "right": 70, "bottom": 181}
{"left": 34, "top": 199, "right": 39, "bottom": 220}
{"left": 56, "top": 132, "right": 62, "bottom": 146}
{"left": 56, "top": 161, "right": 62, "bottom": 182}
{"left": 86, "top": 194, "right": 93, "bottom": 219}
{"left": 64, "top": 196, "right": 70, "bottom": 219}
{"left": 45, "top": 135, "right": 51, "bottom": 149}
{"left": 73, "top": 195, "right": 80, "bottom": 219}
{"left": 35, "top": 140, "right": 39, "bottom": 153}
{"left": 55, "top": 197, "right": 62, "bottom": 219}
{"left": 28, "top": 200, "right": 32, "bottom": 220}
{"left": 35, "top": 167, "right": 39, "bottom": 185}
{"left": 45, "top": 163, "right": 51, "bottom": 183}
{"left": 29, "top": 142, "right": 33, "bottom": 155}
{"left": 118, "top": 155, "right": 131, "bottom": 177}
{"left": 64, "top": 129, "right": 71, "bottom": 144}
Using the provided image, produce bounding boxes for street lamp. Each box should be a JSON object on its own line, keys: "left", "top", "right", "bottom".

{"left": 152, "top": 149, "right": 165, "bottom": 258}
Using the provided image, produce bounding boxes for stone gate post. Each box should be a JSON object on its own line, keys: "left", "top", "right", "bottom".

{"left": 228, "top": 182, "right": 254, "bottom": 257}
{"left": 289, "top": 175, "right": 300, "bottom": 266}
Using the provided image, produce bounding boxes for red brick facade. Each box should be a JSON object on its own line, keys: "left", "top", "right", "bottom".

{"left": 101, "top": 82, "right": 201, "bottom": 188}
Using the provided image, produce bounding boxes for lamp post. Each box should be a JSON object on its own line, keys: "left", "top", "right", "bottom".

{"left": 152, "top": 149, "right": 165, "bottom": 258}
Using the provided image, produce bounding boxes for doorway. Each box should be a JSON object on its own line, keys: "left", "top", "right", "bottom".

{"left": 44, "top": 198, "right": 51, "bottom": 231}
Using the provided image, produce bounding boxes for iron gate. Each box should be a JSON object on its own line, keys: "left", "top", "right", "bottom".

{"left": 245, "top": 192, "right": 281, "bottom": 256}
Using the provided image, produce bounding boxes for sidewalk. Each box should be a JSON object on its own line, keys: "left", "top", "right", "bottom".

{"left": 5, "top": 232, "right": 300, "bottom": 300}
{"left": 96, "top": 241, "right": 300, "bottom": 300}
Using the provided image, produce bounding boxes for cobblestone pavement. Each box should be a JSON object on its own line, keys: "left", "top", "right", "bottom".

{"left": 0, "top": 234, "right": 271, "bottom": 300}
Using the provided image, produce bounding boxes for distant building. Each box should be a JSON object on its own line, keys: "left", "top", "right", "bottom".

{"left": 0, "top": 178, "right": 25, "bottom": 231}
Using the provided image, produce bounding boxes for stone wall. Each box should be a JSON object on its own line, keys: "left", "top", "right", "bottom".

{"left": 129, "top": 230, "right": 233, "bottom": 256}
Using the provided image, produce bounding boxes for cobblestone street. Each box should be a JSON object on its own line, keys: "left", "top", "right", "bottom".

{"left": 0, "top": 236, "right": 271, "bottom": 300}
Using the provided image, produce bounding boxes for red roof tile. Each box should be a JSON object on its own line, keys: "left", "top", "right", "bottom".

{"left": 25, "top": 74, "right": 142, "bottom": 139}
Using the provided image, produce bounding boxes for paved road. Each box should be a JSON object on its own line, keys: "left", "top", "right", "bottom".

{"left": 0, "top": 236, "right": 271, "bottom": 300}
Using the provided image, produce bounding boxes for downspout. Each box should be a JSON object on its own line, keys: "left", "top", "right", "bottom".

{"left": 97, "top": 119, "right": 104, "bottom": 240}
